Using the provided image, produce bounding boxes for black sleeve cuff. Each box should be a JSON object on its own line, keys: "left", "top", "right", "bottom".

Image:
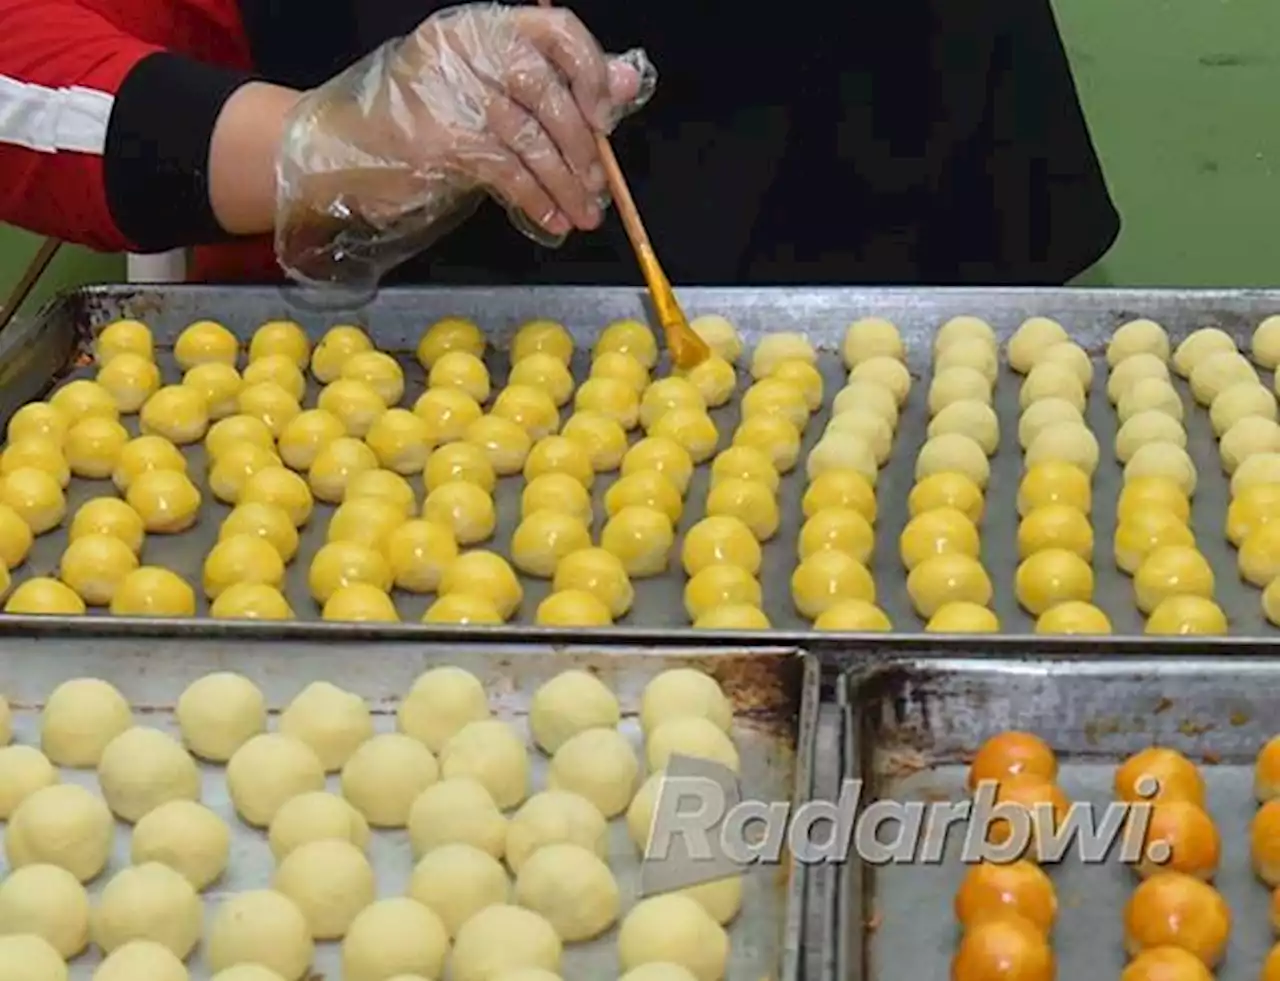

{"left": 104, "top": 52, "right": 255, "bottom": 253}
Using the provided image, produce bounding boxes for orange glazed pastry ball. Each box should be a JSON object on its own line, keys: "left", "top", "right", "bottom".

{"left": 1135, "top": 801, "right": 1220, "bottom": 881}
{"left": 1264, "top": 945, "right": 1280, "bottom": 981}
{"left": 968, "top": 732, "right": 1057, "bottom": 790}
{"left": 1253, "top": 800, "right": 1280, "bottom": 887}
{"left": 985, "top": 775, "right": 1069, "bottom": 862}
{"left": 951, "top": 914, "right": 1054, "bottom": 981}
{"left": 1116, "top": 748, "right": 1205, "bottom": 806}
{"left": 1257, "top": 734, "right": 1280, "bottom": 802}
{"left": 1123, "top": 871, "right": 1230, "bottom": 968}
{"left": 954, "top": 860, "right": 1057, "bottom": 935}
{"left": 1121, "top": 947, "right": 1214, "bottom": 981}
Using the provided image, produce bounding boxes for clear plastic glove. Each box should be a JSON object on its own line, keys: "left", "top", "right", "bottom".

{"left": 274, "top": 2, "right": 655, "bottom": 289}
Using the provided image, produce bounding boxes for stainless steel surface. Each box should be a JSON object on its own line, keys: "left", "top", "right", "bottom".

{"left": 0, "top": 638, "right": 818, "bottom": 979}
{"left": 838, "top": 654, "right": 1280, "bottom": 981}
{"left": 9, "top": 284, "right": 1280, "bottom": 636}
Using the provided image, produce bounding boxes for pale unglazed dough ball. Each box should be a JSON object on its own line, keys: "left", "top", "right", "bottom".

{"left": 207, "top": 891, "right": 314, "bottom": 981}
{"left": 175, "top": 671, "right": 266, "bottom": 762}
{"left": 513, "top": 843, "right": 619, "bottom": 942}
{"left": 1117, "top": 377, "right": 1184, "bottom": 425}
{"left": 279, "top": 681, "right": 374, "bottom": 772}
{"left": 268, "top": 791, "right": 371, "bottom": 860}
{"left": 0, "top": 935, "right": 66, "bottom": 981}
{"left": 679, "top": 876, "right": 744, "bottom": 926}
{"left": 841, "top": 317, "right": 903, "bottom": 366}
{"left": 935, "top": 338, "right": 997, "bottom": 384}
{"left": 914, "top": 433, "right": 990, "bottom": 490}
{"left": 210, "top": 969, "right": 289, "bottom": 981}
{"left": 439, "top": 720, "right": 528, "bottom": 810}
{"left": 1006, "top": 317, "right": 1068, "bottom": 374}
{"left": 626, "top": 772, "right": 665, "bottom": 852}
{"left": 131, "top": 799, "right": 230, "bottom": 890}
{"left": 824, "top": 409, "right": 893, "bottom": 465}
{"left": 492, "top": 972, "right": 564, "bottom": 981}
{"left": 97, "top": 726, "right": 200, "bottom": 822}
{"left": 342, "top": 733, "right": 440, "bottom": 827}
{"left": 1106, "top": 352, "right": 1169, "bottom": 405}
{"left": 0, "top": 695, "right": 8, "bottom": 746}
{"left": 1107, "top": 318, "right": 1170, "bottom": 367}
{"left": 342, "top": 899, "right": 449, "bottom": 981}
{"left": 847, "top": 356, "right": 911, "bottom": 406}
{"left": 0, "top": 864, "right": 89, "bottom": 958}
{"left": 91, "top": 862, "right": 202, "bottom": 958}
{"left": 1189, "top": 350, "right": 1257, "bottom": 406}
{"left": 93, "top": 940, "right": 189, "bottom": 981}
{"left": 646, "top": 717, "right": 740, "bottom": 774}
{"left": 407, "top": 842, "right": 510, "bottom": 936}
{"left": 547, "top": 727, "right": 639, "bottom": 818}
{"left": 226, "top": 733, "right": 325, "bottom": 827}
{"left": 750, "top": 332, "right": 815, "bottom": 380}
{"left": 620, "top": 967, "right": 700, "bottom": 981}
{"left": 529, "top": 670, "right": 620, "bottom": 754}
{"left": 1221, "top": 417, "right": 1280, "bottom": 474}
{"left": 618, "top": 894, "right": 730, "bottom": 981}
{"left": 1114, "top": 411, "right": 1187, "bottom": 464}
{"left": 1017, "top": 397, "right": 1083, "bottom": 450}
{"left": 831, "top": 381, "right": 899, "bottom": 429}
{"left": 1253, "top": 314, "right": 1280, "bottom": 368}
{"left": 1020, "top": 362, "right": 1085, "bottom": 413}
{"left": 451, "top": 905, "right": 563, "bottom": 981}
{"left": 1211, "top": 382, "right": 1277, "bottom": 436}
{"left": 689, "top": 315, "right": 742, "bottom": 362}
{"left": 1024, "top": 422, "right": 1100, "bottom": 477}
{"left": 935, "top": 315, "right": 996, "bottom": 353}
{"left": 408, "top": 777, "right": 507, "bottom": 859}
{"left": 0, "top": 745, "right": 57, "bottom": 818}
{"left": 640, "top": 669, "right": 733, "bottom": 734}
{"left": 1173, "top": 326, "right": 1236, "bottom": 377}
{"left": 273, "top": 838, "right": 376, "bottom": 940}
{"left": 396, "top": 666, "right": 491, "bottom": 753}
{"left": 1232, "top": 451, "right": 1280, "bottom": 497}
{"left": 40, "top": 677, "right": 132, "bottom": 767}
{"left": 6, "top": 784, "right": 113, "bottom": 882}
{"left": 927, "top": 366, "right": 991, "bottom": 414}
{"left": 1124, "top": 443, "right": 1198, "bottom": 497}
{"left": 805, "top": 435, "right": 877, "bottom": 485}
{"left": 926, "top": 400, "right": 999, "bottom": 455}
{"left": 506, "top": 790, "right": 608, "bottom": 872}
{"left": 1038, "top": 341, "right": 1094, "bottom": 389}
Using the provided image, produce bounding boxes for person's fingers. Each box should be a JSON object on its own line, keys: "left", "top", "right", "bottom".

{"left": 607, "top": 59, "right": 641, "bottom": 107}
{"left": 455, "top": 133, "right": 570, "bottom": 237}
{"left": 513, "top": 8, "right": 612, "bottom": 130}
{"left": 501, "top": 57, "right": 604, "bottom": 199}
{"left": 484, "top": 92, "right": 599, "bottom": 231}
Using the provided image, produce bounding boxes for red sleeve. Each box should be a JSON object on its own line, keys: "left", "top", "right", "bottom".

{"left": 0, "top": 0, "right": 254, "bottom": 252}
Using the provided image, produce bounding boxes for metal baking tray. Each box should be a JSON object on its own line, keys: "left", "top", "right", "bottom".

{"left": 837, "top": 654, "right": 1280, "bottom": 981}
{"left": 7, "top": 283, "right": 1280, "bottom": 638}
{"left": 0, "top": 637, "right": 819, "bottom": 980}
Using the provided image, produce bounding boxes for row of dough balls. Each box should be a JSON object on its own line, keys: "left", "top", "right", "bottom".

{"left": 0, "top": 666, "right": 744, "bottom": 981}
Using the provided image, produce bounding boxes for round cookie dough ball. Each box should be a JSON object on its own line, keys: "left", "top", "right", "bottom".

{"left": 547, "top": 727, "right": 639, "bottom": 818}
{"left": 90, "top": 863, "right": 202, "bottom": 958}
{"left": 226, "top": 734, "right": 325, "bottom": 827}
{"left": 1038, "top": 341, "right": 1094, "bottom": 389}
{"left": 1017, "top": 397, "right": 1082, "bottom": 450}
{"left": 396, "top": 666, "right": 491, "bottom": 753}
{"left": 273, "top": 838, "right": 376, "bottom": 940}
{"left": 342, "top": 899, "right": 449, "bottom": 981}
{"left": 846, "top": 356, "right": 911, "bottom": 406}
{"left": 618, "top": 895, "right": 729, "bottom": 981}
{"left": 1106, "top": 352, "right": 1169, "bottom": 405}
{"left": 626, "top": 772, "right": 665, "bottom": 853}
{"left": 407, "top": 843, "right": 510, "bottom": 936}
{"left": 6, "top": 784, "right": 113, "bottom": 882}
{"left": 936, "top": 338, "right": 997, "bottom": 384}
{"left": 0, "top": 935, "right": 66, "bottom": 981}
{"left": 1115, "top": 411, "right": 1187, "bottom": 464}
{"left": 269, "top": 791, "right": 371, "bottom": 860}
{"left": 1007, "top": 317, "right": 1068, "bottom": 374}
{"left": 915, "top": 433, "right": 990, "bottom": 490}
{"left": 529, "top": 670, "right": 620, "bottom": 754}
{"left": 97, "top": 726, "right": 200, "bottom": 822}
{"left": 935, "top": 315, "right": 996, "bottom": 353}
{"left": 0, "top": 695, "right": 8, "bottom": 746}
{"left": 451, "top": 905, "right": 562, "bottom": 981}
{"left": 210, "top": 970, "right": 289, "bottom": 981}
{"left": 131, "top": 800, "right": 230, "bottom": 890}
{"left": 279, "top": 681, "right": 374, "bottom": 772}
{"left": 514, "top": 843, "right": 619, "bottom": 941}
{"left": 1124, "top": 443, "right": 1198, "bottom": 498}
{"left": 1117, "top": 377, "right": 1184, "bottom": 425}
{"left": 0, "top": 864, "right": 89, "bottom": 958}
{"left": 1024, "top": 422, "right": 1100, "bottom": 477}
{"left": 680, "top": 876, "right": 745, "bottom": 925}
{"left": 1189, "top": 350, "right": 1257, "bottom": 405}
{"left": 0, "top": 745, "right": 57, "bottom": 818}
{"left": 927, "top": 366, "right": 991, "bottom": 414}
{"left": 207, "top": 891, "right": 314, "bottom": 981}
{"left": 175, "top": 671, "right": 266, "bottom": 762}
{"left": 620, "top": 967, "right": 700, "bottom": 981}
{"left": 1254, "top": 314, "right": 1280, "bottom": 368}
{"left": 1221, "top": 416, "right": 1280, "bottom": 474}
{"left": 93, "top": 940, "right": 188, "bottom": 981}
{"left": 1211, "top": 382, "right": 1276, "bottom": 436}
{"left": 341, "top": 733, "right": 439, "bottom": 828}
{"left": 1021, "top": 362, "right": 1085, "bottom": 412}
{"left": 646, "top": 717, "right": 741, "bottom": 774}
{"left": 641, "top": 669, "right": 733, "bottom": 734}
{"left": 927, "top": 400, "right": 999, "bottom": 456}
{"left": 506, "top": 790, "right": 608, "bottom": 872}
{"left": 1173, "top": 326, "right": 1236, "bottom": 377}
{"left": 440, "top": 721, "right": 528, "bottom": 810}
{"left": 408, "top": 777, "right": 507, "bottom": 859}
{"left": 40, "top": 677, "right": 132, "bottom": 767}
{"left": 1107, "top": 319, "right": 1170, "bottom": 366}
{"left": 1232, "top": 450, "right": 1280, "bottom": 497}
{"left": 841, "top": 317, "right": 903, "bottom": 366}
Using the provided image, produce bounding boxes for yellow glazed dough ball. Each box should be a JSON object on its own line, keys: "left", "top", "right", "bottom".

{"left": 649, "top": 408, "right": 719, "bottom": 464}
{"left": 421, "top": 482, "right": 495, "bottom": 545}
{"left": 277, "top": 410, "right": 346, "bottom": 472}
{"left": 561, "top": 410, "right": 628, "bottom": 471}
{"left": 693, "top": 603, "right": 771, "bottom": 629}
{"left": 1017, "top": 461, "right": 1092, "bottom": 516}
{"left": 407, "top": 843, "right": 511, "bottom": 936}
{"left": 226, "top": 734, "right": 326, "bottom": 827}
{"left": 908, "top": 472, "right": 984, "bottom": 523}
{"left": 605, "top": 471, "right": 683, "bottom": 526}
{"left": 1146, "top": 595, "right": 1228, "bottom": 636}
{"left": 622, "top": 437, "right": 694, "bottom": 495}
{"left": 207, "top": 890, "right": 314, "bottom": 981}
{"left": 600, "top": 505, "right": 674, "bottom": 577}
{"left": 425, "top": 441, "right": 497, "bottom": 494}
{"left": 535, "top": 590, "right": 612, "bottom": 627}
{"left": 1227, "top": 483, "right": 1280, "bottom": 546}
{"left": 269, "top": 791, "right": 371, "bottom": 860}
{"left": 512, "top": 319, "right": 574, "bottom": 365}
{"left": 439, "top": 550, "right": 522, "bottom": 619}
{"left": 547, "top": 727, "right": 638, "bottom": 817}
{"left": 203, "top": 534, "right": 285, "bottom": 600}
{"left": 1118, "top": 477, "right": 1191, "bottom": 526}
{"left": 308, "top": 436, "right": 379, "bottom": 503}
{"left": 417, "top": 316, "right": 485, "bottom": 369}
{"left": 617, "top": 895, "right": 728, "bottom": 981}
{"left": 273, "top": 838, "right": 376, "bottom": 940}
{"left": 95, "top": 318, "right": 154, "bottom": 364}
{"left": 138, "top": 386, "right": 208, "bottom": 445}
{"left": 925, "top": 602, "right": 1000, "bottom": 633}
{"left": 1133, "top": 545, "right": 1214, "bottom": 614}
{"left": 242, "top": 355, "right": 305, "bottom": 403}
{"left": 682, "top": 515, "right": 761, "bottom": 577}
{"left": 1173, "top": 326, "right": 1237, "bottom": 378}
{"left": 205, "top": 571, "right": 294, "bottom": 618}
{"left": 640, "top": 377, "right": 706, "bottom": 431}
{"left": 5, "top": 577, "right": 84, "bottom": 615}
{"left": 1108, "top": 318, "right": 1170, "bottom": 367}
{"left": 451, "top": 905, "right": 561, "bottom": 981}
{"left": 514, "top": 843, "right": 619, "bottom": 941}
{"left": 927, "top": 400, "right": 999, "bottom": 455}
{"left": 595, "top": 318, "right": 658, "bottom": 367}
{"left": 803, "top": 470, "right": 877, "bottom": 523}
{"left": 364, "top": 408, "right": 431, "bottom": 475}
{"left": 64, "top": 417, "right": 129, "bottom": 479}
{"left": 98, "top": 353, "right": 161, "bottom": 413}
{"left": 552, "top": 547, "right": 634, "bottom": 618}
{"left": 308, "top": 541, "right": 393, "bottom": 604}
{"left": 175, "top": 320, "right": 238, "bottom": 369}
{"left": 791, "top": 550, "right": 875, "bottom": 620}
{"left": 1007, "top": 317, "right": 1069, "bottom": 374}
{"left": 915, "top": 433, "right": 989, "bottom": 489}
{"left": 317, "top": 380, "right": 385, "bottom": 438}
{"left": 1113, "top": 510, "right": 1194, "bottom": 575}
{"left": 799, "top": 507, "right": 875, "bottom": 565}
{"left": 705, "top": 477, "right": 779, "bottom": 540}
{"left": 1239, "top": 522, "right": 1280, "bottom": 586}
{"left": 679, "top": 354, "right": 738, "bottom": 408}
{"left": 97, "top": 726, "right": 199, "bottom": 823}
{"left": 573, "top": 377, "right": 639, "bottom": 430}
{"left": 126, "top": 468, "right": 201, "bottom": 533}
{"left": 906, "top": 553, "right": 993, "bottom": 619}
{"left": 340, "top": 350, "right": 405, "bottom": 406}
{"left": 310, "top": 325, "right": 373, "bottom": 383}
{"left": 898, "top": 507, "right": 980, "bottom": 572}
{"left": 590, "top": 350, "right": 649, "bottom": 394}
{"left": 1013, "top": 548, "right": 1094, "bottom": 616}
{"left": 813, "top": 599, "right": 892, "bottom": 631}
{"left": 491, "top": 384, "right": 560, "bottom": 441}
{"left": 1035, "top": 601, "right": 1112, "bottom": 635}
{"left": 1017, "top": 504, "right": 1094, "bottom": 561}
{"left": 690, "top": 314, "right": 742, "bottom": 362}
{"left": 427, "top": 350, "right": 488, "bottom": 404}
{"left": 1114, "top": 410, "right": 1187, "bottom": 463}
{"left": 710, "top": 444, "right": 780, "bottom": 494}
{"left": 220, "top": 502, "right": 299, "bottom": 562}
{"left": 0, "top": 438, "right": 70, "bottom": 488}
{"left": 386, "top": 518, "right": 457, "bottom": 593}
{"left": 842, "top": 316, "right": 904, "bottom": 366}
{"left": 327, "top": 497, "right": 403, "bottom": 553}
{"left": 464, "top": 414, "right": 532, "bottom": 475}
{"left": 59, "top": 532, "right": 138, "bottom": 605}
{"left": 413, "top": 388, "right": 484, "bottom": 445}
{"left": 131, "top": 800, "right": 230, "bottom": 891}
{"left": 175, "top": 671, "right": 266, "bottom": 762}
{"left": 0, "top": 466, "right": 65, "bottom": 534}
{"left": 250, "top": 320, "right": 310, "bottom": 368}
{"left": 1024, "top": 421, "right": 1100, "bottom": 477}
{"left": 740, "top": 377, "right": 809, "bottom": 430}
{"left": 406, "top": 776, "right": 506, "bottom": 859}
{"left": 732, "top": 415, "right": 801, "bottom": 473}
{"left": 109, "top": 567, "right": 196, "bottom": 617}
{"left": 68, "top": 498, "right": 142, "bottom": 555}
{"left": 52, "top": 379, "right": 120, "bottom": 423}
{"left": 511, "top": 510, "right": 592, "bottom": 578}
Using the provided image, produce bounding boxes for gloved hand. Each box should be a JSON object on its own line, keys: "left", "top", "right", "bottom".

{"left": 274, "top": 2, "right": 655, "bottom": 288}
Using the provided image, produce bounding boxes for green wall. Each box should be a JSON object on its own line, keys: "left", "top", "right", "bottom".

{"left": 1, "top": 0, "right": 1277, "bottom": 299}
